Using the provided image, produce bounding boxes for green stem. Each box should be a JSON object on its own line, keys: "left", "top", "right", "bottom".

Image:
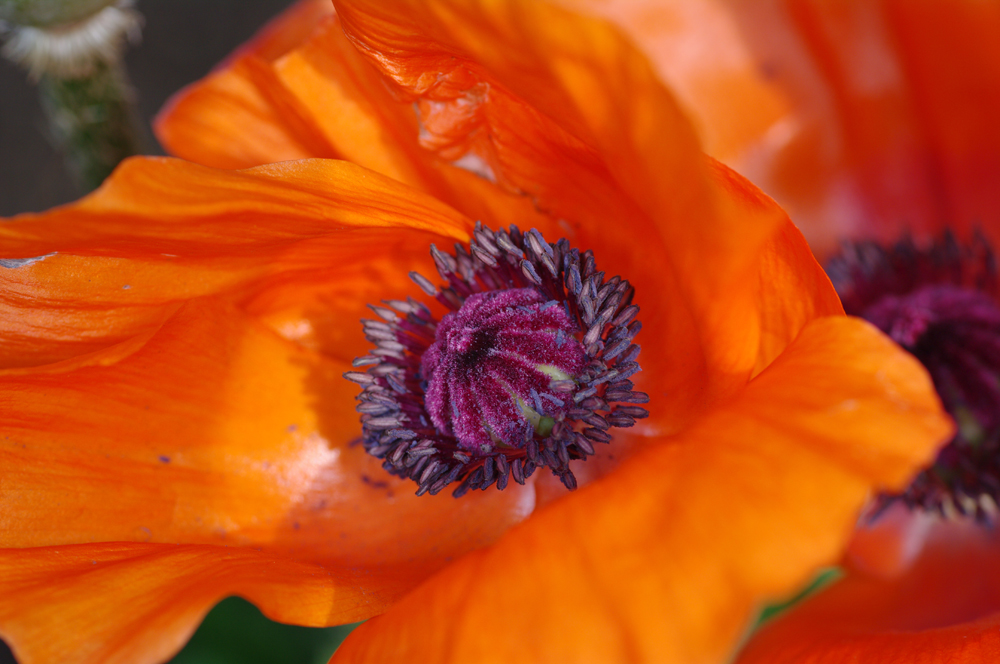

{"left": 38, "top": 57, "right": 142, "bottom": 192}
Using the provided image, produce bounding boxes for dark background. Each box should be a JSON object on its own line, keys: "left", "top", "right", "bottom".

{"left": 0, "top": 1, "right": 357, "bottom": 662}
{"left": 0, "top": 0, "right": 296, "bottom": 215}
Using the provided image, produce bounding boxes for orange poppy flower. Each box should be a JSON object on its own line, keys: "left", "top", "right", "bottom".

{"left": 578, "top": 1, "right": 1000, "bottom": 661}
{"left": 0, "top": 1, "right": 951, "bottom": 663}
{"left": 571, "top": 0, "right": 1000, "bottom": 259}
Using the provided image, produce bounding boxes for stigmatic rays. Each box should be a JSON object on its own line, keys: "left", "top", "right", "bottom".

{"left": 829, "top": 231, "right": 1000, "bottom": 520}
{"left": 345, "top": 223, "right": 647, "bottom": 497}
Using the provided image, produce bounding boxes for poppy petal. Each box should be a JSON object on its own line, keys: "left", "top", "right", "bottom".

{"left": 0, "top": 542, "right": 369, "bottom": 664}
{"left": 592, "top": 0, "right": 1000, "bottom": 257}
{"left": 331, "top": 316, "right": 952, "bottom": 664}
{"left": 737, "top": 520, "right": 1000, "bottom": 664}
{"left": 227, "top": 0, "right": 335, "bottom": 64}
{"left": 1, "top": 294, "right": 535, "bottom": 563}
{"left": 155, "top": 12, "right": 560, "bottom": 242}
{"left": 159, "top": 0, "right": 843, "bottom": 430}
{"left": 843, "top": 501, "right": 935, "bottom": 579}
{"left": 558, "top": 0, "right": 793, "bottom": 164}
{"left": 154, "top": 56, "right": 339, "bottom": 169}
{"left": 0, "top": 156, "right": 470, "bottom": 368}
{"left": 332, "top": 0, "right": 844, "bottom": 433}
{"left": 153, "top": 0, "right": 339, "bottom": 169}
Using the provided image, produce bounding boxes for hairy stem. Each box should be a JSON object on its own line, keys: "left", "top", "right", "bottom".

{"left": 38, "top": 57, "right": 142, "bottom": 192}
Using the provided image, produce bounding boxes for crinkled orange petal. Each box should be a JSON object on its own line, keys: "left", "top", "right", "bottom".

{"left": 330, "top": 0, "right": 845, "bottom": 435}
{"left": 331, "top": 316, "right": 951, "bottom": 664}
{"left": 0, "top": 156, "right": 471, "bottom": 368}
{"left": 737, "top": 520, "right": 1000, "bottom": 664}
{"left": 154, "top": 55, "right": 340, "bottom": 169}
{"left": 160, "top": 0, "right": 843, "bottom": 423}
{"left": 158, "top": 0, "right": 843, "bottom": 430}
{"left": 153, "top": 0, "right": 339, "bottom": 169}
{"left": 0, "top": 542, "right": 368, "bottom": 664}
{"left": 155, "top": 11, "right": 558, "bottom": 240}
{"left": 0, "top": 296, "right": 534, "bottom": 565}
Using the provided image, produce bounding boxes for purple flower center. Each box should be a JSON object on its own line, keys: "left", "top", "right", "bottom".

{"left": 828, "top": 233, "right": 1000, "bottom": 520}
{"left": 422, "top": 289, "right": 586, "bottom": 453}
{"left": 865, "top": 285, "right": 1000, "bottom": 436}
{"left": 344, "top": 223, "right": 648, "bottom": 497}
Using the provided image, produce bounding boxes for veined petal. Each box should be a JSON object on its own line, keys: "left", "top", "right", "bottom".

{"left": 159, "top": 0, "right": 845, "bottom": 431}
{"left": 737, "top": 520, "right": 1000, "bottom": 664}
{"left": 0, "top": 296, "right": 535, "bottom": 567}
{"left": 154, "top": 0, "right": 338, "bottom": 169}
{"left": 558, "top": 0, "right": 793, "bottom": 164}
{"left": 0, "top": 542, "right": 366, "bottom": 664}
{"left": 156, "top": 12, "right": 559, "bottom": 238}
{"left": 332, "top": 0, "right": 845, "bottom": 432}
{"left": 0, "top": 157, "right": 470, "bottom": 368}
{"left": 154, "top": 56, "right": 340, "bottom": 169}
{"left": 331, "top": 316, "right": 951, "bottom": 664}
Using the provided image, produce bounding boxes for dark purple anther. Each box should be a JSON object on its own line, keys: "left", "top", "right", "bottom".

{"left": 344, "top": 222, "right": 647, "bottom": 497}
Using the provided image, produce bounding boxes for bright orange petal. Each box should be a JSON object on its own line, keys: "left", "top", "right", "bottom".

{"left": 0, "top": 296, "right": 534, "bottom": 569}
{"left": 737, "top": 520, "right": 1000, "bottom": 664}
{"left": 0, "top": 542, "right": 366, "bottom": 664}
{"left": 153, "top": 0, "right": 339, "bottom": 169}
{"left": 155, "top": 12, "right": 559, "bottom": 238}
{"left": 154, "top": 55, "right": 340, "bottom": 170}
{"left": 158, "top": 0, "right": 843, "bottom": 424}
{"left": 331, "top": 316, "right": 951, "bottom": 664}
{"left": 0, "top": 157, "right": 470, "bottom": 368}
{"left": 329, "top": 0, "right": 847, "bottom": 439}
{"left": 227, "top": 0, "right": 335, "bottom": 64}
{"left": 558, "top": 0, "right": 792, "bottom": 164}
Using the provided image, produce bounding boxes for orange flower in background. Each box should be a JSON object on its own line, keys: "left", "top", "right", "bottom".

{"left": 576, "top": 0, "right": 1000, "bottom": 661}
{"left": 738, "top": 518, "right": 1000, "bottom": 663}
{"left": 574, "top": 0, "right": 1000, "bottom": 258}
{"left": 0, "top": 1, "right": 952, "bottom": 664}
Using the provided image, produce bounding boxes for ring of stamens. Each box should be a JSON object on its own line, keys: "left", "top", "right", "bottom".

{"left": 345, "top": 223, "right": 647, "bottom": 497}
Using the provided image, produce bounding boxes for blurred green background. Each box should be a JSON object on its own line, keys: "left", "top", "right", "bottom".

{"left": 0, "top": 1, "right": 359, "bottom": 662}
{"left": 172, "top": 599, "right": 357, "bottom": 664}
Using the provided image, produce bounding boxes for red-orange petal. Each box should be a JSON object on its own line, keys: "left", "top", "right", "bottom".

{"left": 0, "top": 296, "right": 534, "bottom": 565}
{"left": 0, "top": 542, "right": 367, "bottom": 664}
{"left": 737, "top": 519, "right": 1000, "bottom": 664}
{"left": 843, "top": 502, "right": 935, "bottom": 579}
{"left": 557, "top": 0, "right": 793, "bottom": 164}
{"left": 331, "top": 316, "right": 951, "bottom": 664}
{"left": 158, "top": 0, "right": 845, "bottom": 432}
{"left": 583, "top": 0, "right": 1000, "bottom": 257}
{"left": 330, "top": 0, "right": 846, "bottom": 434}
{"left": 153, "top": 0, "right": 339, "bottom": 169}
{"left": 0, "top": 156, "right": 470, "bottom": 368}
{"left": 226, "top": 0, "right": 335, "bottom": 64}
